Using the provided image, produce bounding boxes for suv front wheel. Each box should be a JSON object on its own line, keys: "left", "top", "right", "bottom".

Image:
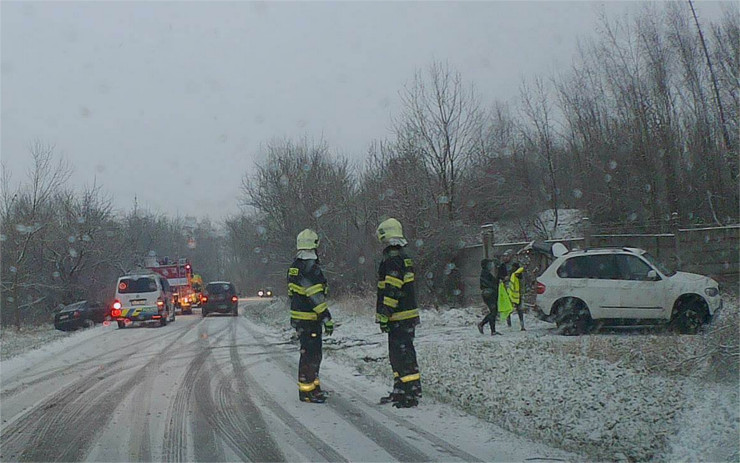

{"left": 555, "top": 298, "right": 593, "bottom": 336}
{"left": 672, "top": 296, "right": 707, "bottom": 335}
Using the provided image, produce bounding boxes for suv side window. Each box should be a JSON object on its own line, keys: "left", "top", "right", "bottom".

{"left": 557, "top": 256, "right": 589, "bottom": 278}
{"left": 615, "top": 254, "right": 654, "bottom": 281}
{"left": 557, "top": 255, "right": 621, "bottom": 279}
{"left": 586, "top": 255, "right": 620, "bottom": 279}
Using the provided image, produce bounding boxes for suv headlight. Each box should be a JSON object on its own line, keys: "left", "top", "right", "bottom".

{"left": 705, "top": 287, "right": 719, "bottom": 297}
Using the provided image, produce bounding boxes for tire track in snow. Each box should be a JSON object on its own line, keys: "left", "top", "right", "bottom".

{"left": 190, "top": 321, "right": 284, "bottom": 462}
{"left": 1, "top": 318, "right": 200, "bottom": 462}
{"left": 162, "top": 318, "right": 231, "bottom": 463}
{"left": 228, "top": 318, "right": 352, "bottom": 462}
{"left": 191, "top": 361, "right": 226, "bottom": 463}
{"left": 239, "top": 314, "right": 479, "bottom": 462}
{"left": 1, "top": 324, "right": 194, "bottom": 401}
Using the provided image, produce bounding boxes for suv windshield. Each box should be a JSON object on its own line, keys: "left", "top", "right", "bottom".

{"left": 118, "top": 277, "right": 158, "bottom": 293}
{"left": 641, "top": 252, "right": 677, "bottom": 277}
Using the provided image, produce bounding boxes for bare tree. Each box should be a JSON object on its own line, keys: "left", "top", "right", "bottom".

{"left": 1, "top": 142, "right": 71, "bottom": 328}
{"left": 395, "top": 61, "right": 483, "bottom": 221}
{"left": 519, "top": 76, "right": 560, "bottom": 235}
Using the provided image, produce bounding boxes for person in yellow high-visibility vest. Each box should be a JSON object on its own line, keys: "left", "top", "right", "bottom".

{"left": 506, "top": 262, "right": 526, "bottom": 331}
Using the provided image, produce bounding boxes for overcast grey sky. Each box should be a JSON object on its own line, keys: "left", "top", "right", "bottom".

{"left": 0, "top": 1, "right": 728, "bottom": 220}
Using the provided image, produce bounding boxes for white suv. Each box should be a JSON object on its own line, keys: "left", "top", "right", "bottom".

{"left": 535, "top": 247, "right": 722, "bottom": 335}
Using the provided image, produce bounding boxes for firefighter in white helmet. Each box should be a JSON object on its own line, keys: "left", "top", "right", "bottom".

{"left": 375, "top": 218, "right": 421, "bottom": 408}
{"left": 288, "top": 229, "right": 334, "bottom": 403}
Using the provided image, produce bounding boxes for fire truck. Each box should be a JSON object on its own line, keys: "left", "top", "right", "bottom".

{"left": 145, "top": 257, "right": 197, "bottom": 314}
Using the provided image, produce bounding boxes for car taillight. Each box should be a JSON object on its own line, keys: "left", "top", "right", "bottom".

{"left": 113, "top": 301, "right": 122, "bottom": 310}
{"left": 201, "top": 296, "right": 208, "bottom": 303}
{"left": 536, "top": 281, "right": 546, "bottom": 294}
{"left": 73, "top": 311, "right": 81, "bottom": 318}
{"left": 111, "top": 308, "right": 122, "bottom": 317}
{"left": 157, "top": 299, "right": 164, "bottom": 308}
{"left": 231, "top": 295, "right": 238, "bottom": 303}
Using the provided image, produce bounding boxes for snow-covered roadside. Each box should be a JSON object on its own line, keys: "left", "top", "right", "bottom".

{"left": 250, "top": 296, "right": 739, "bottom": 462}
{"left": 1, "top": 325, "right": 73, "bottom": 361}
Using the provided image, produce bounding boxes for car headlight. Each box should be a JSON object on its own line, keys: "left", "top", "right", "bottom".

{"left": 705, "top": 287, "right": 719, "bottom": 297}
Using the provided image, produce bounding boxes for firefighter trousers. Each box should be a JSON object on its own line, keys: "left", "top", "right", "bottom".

{"left": 388, "top": 322, "right": 421, "bottom": 398}
{"left": 296, "top": 322, "right": 323, "bottom": 391}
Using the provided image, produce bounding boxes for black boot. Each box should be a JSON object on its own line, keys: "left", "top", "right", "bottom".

{"left": 380, "top": 392, "right": 402, "bottom": 404}
{"left": 411, "top": 382, "right": 422, "bottom": 399}
{"left": 477, "top": 322, "right": 484, "bottom": 334}
{"left": 299, "top": 390, "right": 326, "bottom": 403}
{"left": 393, "top": 394, "right": 419, "bottom": 408}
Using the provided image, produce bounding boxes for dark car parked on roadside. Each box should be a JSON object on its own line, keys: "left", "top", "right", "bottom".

{"left": 201, "top": 281, "right": 239, "bottom": 317}
{"left": 54, "top": 300, "right": 109, "bottom": 331}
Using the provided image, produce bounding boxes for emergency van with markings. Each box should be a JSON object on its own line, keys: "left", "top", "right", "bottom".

{"left": 111, "top": 273, "right": 175, "bottom": 328}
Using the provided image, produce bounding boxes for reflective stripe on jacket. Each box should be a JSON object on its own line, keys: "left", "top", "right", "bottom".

{"left": 288, "top": 258, "right": 330, "bottom": 322}
{"left": 376, "top": 245, "right": 419, "bottom": 324}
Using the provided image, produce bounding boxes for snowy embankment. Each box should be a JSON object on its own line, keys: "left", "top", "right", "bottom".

{"left": 1, "top": 325, "right": 71, "bottom": 360}
{"left": 249, "top": 295, "right": 739, "bottom": 462}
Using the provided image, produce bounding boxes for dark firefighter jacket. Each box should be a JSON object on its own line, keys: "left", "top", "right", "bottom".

{"left": 376, "top": 245, "right": 419, "bottom": 325}
{"left": 480, "top": 262, "right": 497, "bottom": 300}
{"left": 288, "top": 258, "right": 331, "bottom": 323}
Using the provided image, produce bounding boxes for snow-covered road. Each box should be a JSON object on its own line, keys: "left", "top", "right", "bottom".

{"left": 0, "top": 299, "right": 577, "bottom": 462}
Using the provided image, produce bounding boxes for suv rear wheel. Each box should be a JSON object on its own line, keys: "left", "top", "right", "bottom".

{"left": 555, "top": 298, "right": 593, "bottom": 336}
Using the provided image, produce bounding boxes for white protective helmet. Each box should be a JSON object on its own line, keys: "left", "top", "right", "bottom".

{"left": 296, "top": 229, "right": 320, "bottom": 250}
{"left": 376, "top": 218, "right": 405, "bottom": 244}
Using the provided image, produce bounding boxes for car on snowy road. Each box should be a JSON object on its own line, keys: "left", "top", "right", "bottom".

{"left": 535, "top": 247, "right": 722, "bottom": 335}
{"left": 201, "top": 281, "right": 239, "bottom": 317}
{"left": 257, "top": 288, "right": 273, "bottom": 298}
{"left": 111, "top": 273, "right": 176, "bottom": 328}
{"left": 54, "top": 300, "right": 109, "bottom": 331}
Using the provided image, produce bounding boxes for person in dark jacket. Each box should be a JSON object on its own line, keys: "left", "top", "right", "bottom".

{"left": 376, "top": 218, "right": 421, "bottom": 408}
{"left": 477, "top": 258, "right": 501, "bottom": 335}
{"left": 288, "top": 229, "right": 334, "bottom": 403}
